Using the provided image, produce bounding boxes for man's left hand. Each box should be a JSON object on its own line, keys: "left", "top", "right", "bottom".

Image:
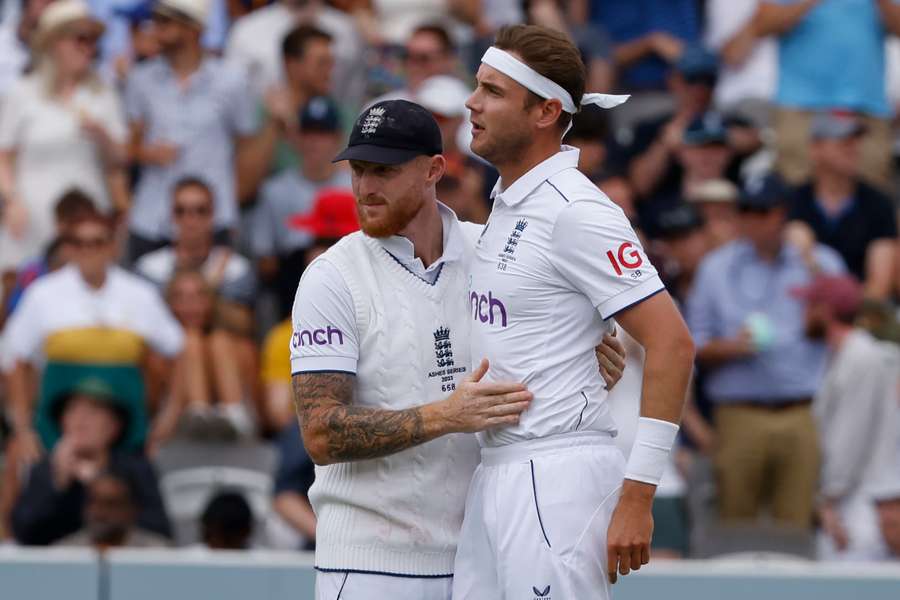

{"left": 607, "top": 480, "right": 654, "bottom": 584}
{"left": 596, "top": 333, "right": 626, "bottom": 390}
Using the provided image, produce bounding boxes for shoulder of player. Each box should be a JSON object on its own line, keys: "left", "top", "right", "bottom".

{"left": 297, "top": 235, "right": 364, "bottom": 292}
{"left": 456, "top": 220, "right": 484, "bottom": 249}
{"left": 108, "top": 265, "right": 169, "bottom": 301}
{"left": 543, "top": 171, "right": 622, "bottom": 213}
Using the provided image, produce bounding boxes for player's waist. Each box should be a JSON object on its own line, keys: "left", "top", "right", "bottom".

{"left": 480, "top": 430, "right": 615, "bottom": 466}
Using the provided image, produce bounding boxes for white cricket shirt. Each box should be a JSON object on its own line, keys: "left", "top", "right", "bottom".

{"left": 469, "top": 146, "right": 665, "bottom": 447}
{"left": 290, "top": 202, "right": 479, "bottom": 375}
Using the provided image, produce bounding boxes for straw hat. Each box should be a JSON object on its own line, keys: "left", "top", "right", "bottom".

{"left": 31, "top": 0, "right": 105, "bottom": 51}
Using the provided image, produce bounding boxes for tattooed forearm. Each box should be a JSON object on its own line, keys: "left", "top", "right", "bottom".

{"left": 292, "top": 372, "right": 433, "bottom": 464}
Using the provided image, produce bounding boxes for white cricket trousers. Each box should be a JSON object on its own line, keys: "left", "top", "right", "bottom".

{"left": 452, "top": 431, "right": 625, "bottom": 600}
{"left": 316, "top": 570, "right": 453, "bottom": 599}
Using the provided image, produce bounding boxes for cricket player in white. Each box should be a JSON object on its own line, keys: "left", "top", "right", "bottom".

{"left": 452, "top": 25, "right": 696, "bottom": 599}
{"left": 290, "top": 99, "right": 626, "bottom": 599}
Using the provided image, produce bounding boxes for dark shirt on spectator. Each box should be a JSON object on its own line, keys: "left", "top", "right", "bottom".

{"left": 11, "top": 452, "right": 171, "bottom": 546}
{"left": 789, "top": 182, "right": 898, "bottom": 280}
{"left": 590, "top": 0, "right": 700, "bottom": 89}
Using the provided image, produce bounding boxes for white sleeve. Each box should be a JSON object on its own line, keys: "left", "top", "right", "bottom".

{"left": 0, "top": 284, "right": 46, "bottom": 370}
{"left": 290, "top": 259, "right": 360, "bottom": 374}
{"left": 550, "top": 200, "right": 665, "bottom": 320}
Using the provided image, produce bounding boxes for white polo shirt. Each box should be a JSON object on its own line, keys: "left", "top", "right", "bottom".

{"left": 290, "top": 202, "right": 479, "bottom": 375}
{"left": 468, "top": 146, "right": 665, "bottom": 447}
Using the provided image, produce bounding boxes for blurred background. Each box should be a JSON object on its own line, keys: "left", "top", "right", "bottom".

{"left": 0, "top": 0, "right": 899, "bottom": 596}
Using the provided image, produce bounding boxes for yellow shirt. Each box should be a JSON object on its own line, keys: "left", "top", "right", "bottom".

{"left": 260, "top": 319, "right": 293, "bottom": 384}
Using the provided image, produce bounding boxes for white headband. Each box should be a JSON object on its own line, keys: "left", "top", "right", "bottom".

{"left": 481, "top": 46, "right": 629, "bottom": 114}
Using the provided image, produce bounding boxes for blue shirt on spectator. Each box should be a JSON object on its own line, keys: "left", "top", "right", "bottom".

{"left": 774, "top": 0, "right": 895, "bottom": 116}
{"left": 685, "top": 240, "right": 845, "bottom": 403}
{"left": 125, "top": 57, "right": 259, "bottom": 240}
{"left": 590, "top": 0, "right": 700, "bottom": 89}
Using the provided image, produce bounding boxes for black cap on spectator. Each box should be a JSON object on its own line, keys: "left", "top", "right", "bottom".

{"left": 738, "top": 173, "right": 790, "bottom": 211}
{"left": 656, "top": 204, "right": 705, "bottom": 239}
{"left": 683, "top": 112, "right": 728, "bottom": 146}
{"left": 333, "top": 100, "right": 442, "bottom": 165}
{"left": 810, "top": 112, "right": 867, "bottom": 141}
{"left": 300, "top": 96, "right": 341, "bottom": 132}
{"left": 675, "top": 44, "right": 719, "bottom": 82}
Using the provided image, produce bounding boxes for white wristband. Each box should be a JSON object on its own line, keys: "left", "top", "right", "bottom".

{"left": 624, "top": 417, "right": 679, "bottom": 486}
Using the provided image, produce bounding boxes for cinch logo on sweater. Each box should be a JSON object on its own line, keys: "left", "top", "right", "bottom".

{"left": 469, "top": 290, "right": 508, "bottom": 327}
{"left": 292, "top": 326, "right": 344, "bottom": 347}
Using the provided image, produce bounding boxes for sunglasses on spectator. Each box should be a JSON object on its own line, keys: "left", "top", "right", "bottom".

{"left": 67, "top": 30, "right": 99, "bottom": 46}
{"left": 72, "top": 236, "right": 110, "bottom": 249}
{"left": 174, "top": 204, "right": 212, "bottom": 217}
{"left": 404, "top": 50, "right": 446, "bottom": 64}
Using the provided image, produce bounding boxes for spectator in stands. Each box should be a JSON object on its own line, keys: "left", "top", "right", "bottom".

{"left": 2, "top": 189, "right": 94, "bottom": 322}
{"left": 0, "top": 0, "right": 51, "bottom": 98}
{"left": 705, "top": 0, "right": 777, "bottom": 116}
{"left": 685, "top": 173, "right": 846, "bottom": 528}
{"left": 634, "top": 110, "right": 737, "bottom": 237}
{"left": 374, "top": 23, "right": 460, "bottom": 104}
{"left": 201, "top": 490, "right": 253, "bottom": 550}
{"left": 623, "top": 47, "right": 719, "bottom": 226}
{"left": 11, "top": 377, "right": 170, "bottom": 546}
{"left": 794, "top": 275, "right": 900, "bottom": 560}
{"left": 655, "top": 203, "right": 710, "bottom": 303}
{"left": 225, "top": 0, "right": 365, "bottom": 107}
{"left": 754, "top": 0, "right": 900, "bottom": 191}
{"left": 125, "top": 0, "right": 258, "bottom": 261}
{"left": 259, "top": 186, "right": 358, "bottom": 431}
{"left": 236, "top": 24, "right": 335, "bottom": 202}
{"left": 57, "top": 467, "right": 171, "bottom": 550}
{"left": 591, "top": 0, "right": 701, "bottom": 93}
{"left": 1, "top": 211, "right": 184, "bottom": 465}
{"left": 686, "top": 179, "right": 740, "bottom": 250}
{"left": 160, "top": 269, "right": 256, "bottom": 442}
{"left": 272, "top": 421, "right": 316, "bottom": 550}
{"left": 0, "top": 0, "right": 128, "bottom": 273}
{"left": 525, "top": 0, "right": 615, "bottom": 93}
{"left": 135, "top": 177, "right": 257, "bottom": 330}
{"left": 252, "top": 97, "right": 351, "bottom": 316}
{"left": 788, "top": 113, "right": 898, "bottom": 300}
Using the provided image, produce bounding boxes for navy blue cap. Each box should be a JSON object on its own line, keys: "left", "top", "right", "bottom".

{"left": 300, "top": 96, "right": 341, "bottom": 132}
{"left": 683, "top": 112, "right": 728, "bottom": 146}
{"left": 675, "top": 45, "right": 719, "bottom": 81}
{"left": 656, "top": 204, "right": 705, "bottom": 239}
{"left": 333, "top": 100, "right": 442, "bottom": 165}
{"left": 739, "top": 173, "right": 790, "bottom": 211}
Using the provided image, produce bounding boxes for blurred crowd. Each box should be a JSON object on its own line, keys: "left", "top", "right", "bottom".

{"left": 0, "top": 0, "right": 899, "bottom": 562}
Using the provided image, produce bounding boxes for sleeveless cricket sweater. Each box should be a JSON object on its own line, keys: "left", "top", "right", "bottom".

{"left": 307, "top": 232, "right": 480, "bottom": 577}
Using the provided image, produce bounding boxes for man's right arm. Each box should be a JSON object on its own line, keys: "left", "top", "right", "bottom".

{"left": 293, "top": 360, "right": 531, "bottom": 465}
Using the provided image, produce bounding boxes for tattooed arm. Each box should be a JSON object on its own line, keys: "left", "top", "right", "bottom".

{"left": 292, "top": 359, "right": 532, "bottom": 465}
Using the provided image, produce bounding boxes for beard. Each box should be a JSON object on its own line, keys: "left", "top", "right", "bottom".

{"left": 470, "top": 121, "right": 532, "bottom": 166}
{"left": 357, "top": 193, "right": 425, "bottom": 238}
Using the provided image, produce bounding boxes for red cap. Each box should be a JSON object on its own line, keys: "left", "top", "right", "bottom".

{"left": 287, "top": 188, "right": 359, "bottom": 240}
{"left": 791, "top": 275, "right": 863, "bottom": 320}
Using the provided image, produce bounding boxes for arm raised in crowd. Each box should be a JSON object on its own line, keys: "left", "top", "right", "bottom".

{"left": 292, "top": 359, "right": 531, "bottom": 465}
{"left": 754, "top": 0, "right": 820, "bottom": 37}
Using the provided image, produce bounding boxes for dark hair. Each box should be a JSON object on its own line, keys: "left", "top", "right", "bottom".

{"left": 54, "top": 189, "right": 96, "bottom": 222}
{"left": 93, "top": 463, "right": 139, "bottom": 505}
{"left": 565, "top": 105, "right": 609, "bottom": 143}
{"left": 201, "top": 491, "right": 253, "bottom": 549}
{"left": 282, "top": 24, "right": 332, "bottom": 60}
{"left": 410, "top": 23, "right": 454, "bottom": 54}
{"left": 172, "top": 176, "right": 214, "bottom": 206}
{"left": 494, "top": 24, "right": 586, "bottom": 132}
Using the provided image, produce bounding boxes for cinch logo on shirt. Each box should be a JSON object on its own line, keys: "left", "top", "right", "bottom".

{"left": 469, "top": 290, "right": 508, "bottom": 327}
{"left": 292, "top": 326, "right": 345, "bottom": 347}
